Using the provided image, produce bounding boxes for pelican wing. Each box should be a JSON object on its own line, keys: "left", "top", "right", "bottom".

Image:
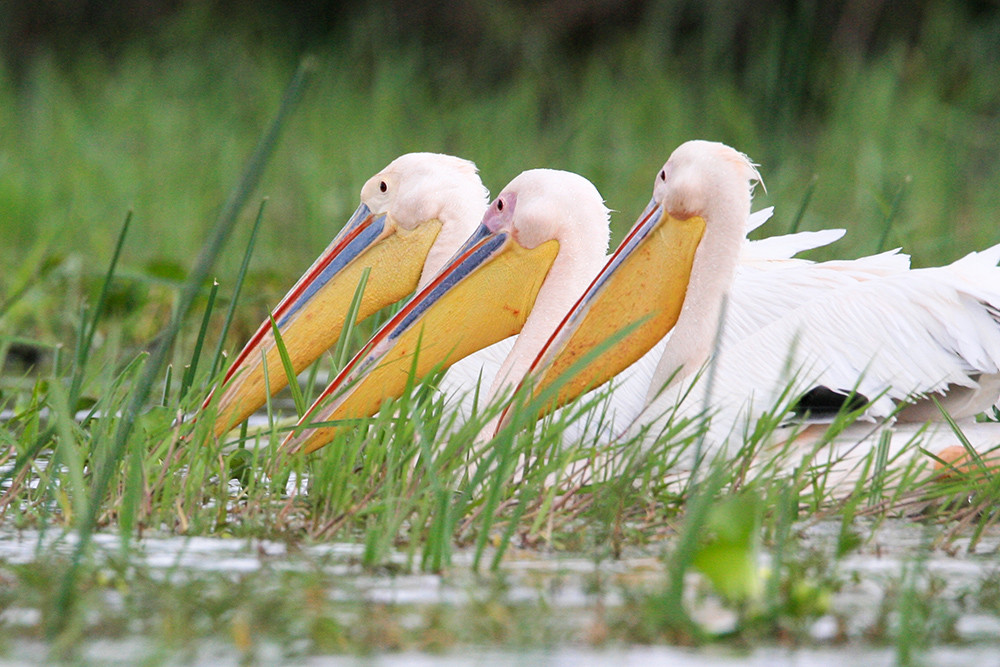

{"left": 724, "top": 248, "right": 911, "bottom": 343}
{"left": 655, "top": 244, "right": 1000, "bottom": 448}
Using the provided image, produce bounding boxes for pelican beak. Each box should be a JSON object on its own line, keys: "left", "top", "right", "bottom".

{"left": 282, "top": 224, "right": 560, "bottom": 454}
{"left": 205, "top": 202, "right": 445, "bottom": 438}
{"left": 505, "top": 200, "right": 706, "bottom": 426}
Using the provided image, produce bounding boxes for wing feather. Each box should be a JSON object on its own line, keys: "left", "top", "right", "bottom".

{"left": 682, "top": 244, "right": 1000, "bottom": 445}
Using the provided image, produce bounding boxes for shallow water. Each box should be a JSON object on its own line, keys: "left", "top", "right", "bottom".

{"left": 1, "top": 519, "right": 999, "bottom": 665}
{"left": 4, "top": 642, "right": 1000, "bottom": 667}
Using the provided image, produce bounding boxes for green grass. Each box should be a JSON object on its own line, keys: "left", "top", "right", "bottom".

{"left": 2, "top": 3, "right": 1000, "bottom": 662}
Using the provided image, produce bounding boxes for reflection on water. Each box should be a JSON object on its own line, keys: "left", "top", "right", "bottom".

{"left": 4, "top": 635, "right": 1000, "bottom": 666}
{"left": 1, "top": 519, "right": 999, "bottom": 664}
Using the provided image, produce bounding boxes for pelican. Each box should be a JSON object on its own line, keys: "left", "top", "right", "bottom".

{"left": 278, "top": 164, "right": 892, "bottom": 455}
{"left": 281, "top": 169, "right": 611, "bottom": 454}
{"left": 443, "top": 204, "right": 865, "bottom": 442}
{"left": 515, "top": 140, "right": 1000, "bottom": 473}
{"left": 204, "top": 153, "right": 489, "bottom": 438}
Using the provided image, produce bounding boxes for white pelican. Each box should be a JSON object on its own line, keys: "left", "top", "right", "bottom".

{"left": 441, "top": 204, "right": 866, "bottom": 441}
{"left": 277, "top": 164, "right": 895, "bottom": 455}
{"left": 204, "top": 153, "right": 489, "bottom": 437}
{"left": 281, "top": 169, "right": 611, "bottom": 454}
{"left": 516, "top": 140, "right": 1000, "bottom": 472}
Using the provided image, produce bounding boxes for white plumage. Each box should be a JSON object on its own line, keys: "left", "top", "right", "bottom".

{"left": 635, "top": 148, "right": 1000, "bottom": 457}
{"left": 517, "top": 141, "right": 1000, "bottom": 480}
{"left": 442, "top": 207, "right": 860, "bottom": 435}
{"left": 282, "top": 168, "right": 612, "bottom": 453}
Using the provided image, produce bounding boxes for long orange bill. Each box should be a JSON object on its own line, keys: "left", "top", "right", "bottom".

{"left": 282, "top": 222, "right": 560, "bottom": 454}
{"left": 204, "top": 202, "right": 445, "bottom": 437}
{"left": 496, "top": 199, "right": 706, "bottom": 434}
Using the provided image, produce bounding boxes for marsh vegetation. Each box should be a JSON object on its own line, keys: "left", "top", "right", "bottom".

{"left": 2, "top": 2, "right": 1000, "bottom": 663}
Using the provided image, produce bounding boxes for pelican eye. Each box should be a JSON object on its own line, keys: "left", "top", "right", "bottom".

{"left": 496, "top": 199, "right": 504, "bottom": 211}
{"left": 659, "top": 170, "right": 666, "bottom": 181}
{"left": 379, "top": 181, "right": 387, "bottom": 193}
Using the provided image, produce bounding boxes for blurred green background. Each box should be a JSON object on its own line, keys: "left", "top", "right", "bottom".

{"left": 2, "top": 0, "right": 999, "bottom": 354}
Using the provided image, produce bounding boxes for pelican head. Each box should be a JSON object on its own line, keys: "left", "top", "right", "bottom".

{"left": 653, "top": 140, "right": 761, "bottom": 224}
{"left": 282, "top": 169, "right": 610, "bottom": 454}
{"left": 205, "top": 153, "right": 488, "bottom": 438}
{"left": 360, "top": 153, "right": 490, "bottom": 287}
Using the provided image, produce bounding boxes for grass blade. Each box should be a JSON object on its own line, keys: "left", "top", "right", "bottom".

{"left": 161, "top": 364, "right": 173, "bottom": 407}
{"left": 268, "top": 314, "right": 306, "bottom": 416}
{"left": 875, "top": 176, "right": 911, "bottom": 254}
{"left": 786, "top": 174, "right": 817, "bottom": 235}
{"left": 0, "top": 228, "right": 62, "bottom": 319}
{"left": 333, "top": 267, "right": 372, "bottom": 372}
{"left": 210, "top": 198, "right": 268, "bottom": 379}
{"left": 69, "top": 210, "right": 132, "bottom": 405}
{"left": 49, "top": 57, "right": 315, "bottom": 639}
{"left": 180, "top": 279, "right": 219, "bottom": 400}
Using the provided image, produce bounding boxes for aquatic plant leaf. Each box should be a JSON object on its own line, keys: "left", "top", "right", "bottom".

{"left": 692, "top": 491, "right": 763, "bottom": 603}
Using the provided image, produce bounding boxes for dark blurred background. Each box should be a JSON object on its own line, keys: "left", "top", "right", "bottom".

{"left": 4, "top": 0, "right": 997, "bottom": 86}
{"left": 7, "top": 1, "right": 1000, "bottom": 161}
{"left": 6, "top": 1, "right": 1000, "bottom": 146}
